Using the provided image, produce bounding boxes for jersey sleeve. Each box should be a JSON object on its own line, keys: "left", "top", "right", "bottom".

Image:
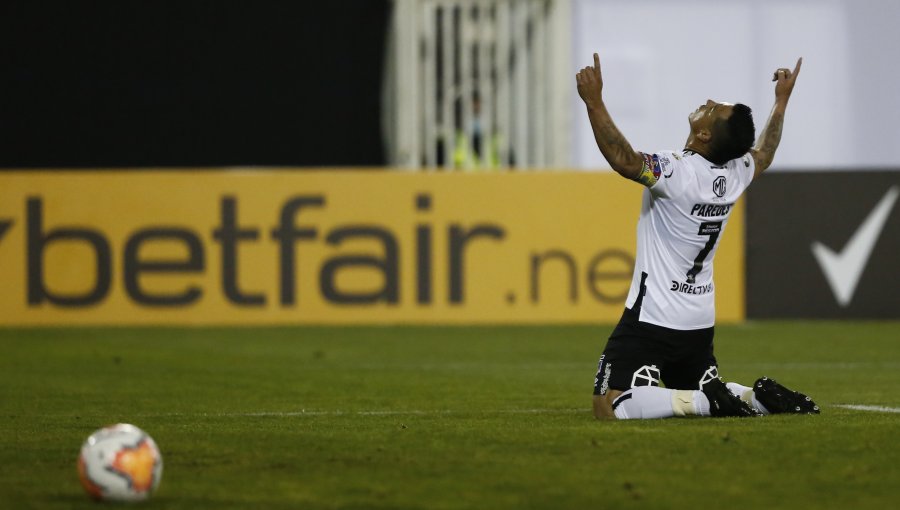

{"left": 639, "top": 151, "right": 686, "bottom": 198}
{"left": 735, "top": 153, "right": 755, "bottom": 189}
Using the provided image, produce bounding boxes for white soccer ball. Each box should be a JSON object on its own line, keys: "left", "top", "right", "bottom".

{"left": 77, "top": 423, "right": 163, "bottom": 502}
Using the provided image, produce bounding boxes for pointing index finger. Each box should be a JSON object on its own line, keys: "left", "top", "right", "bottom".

{"left": 792, "top": 57, "right": 803, "bottom": 78}
{"left": 593, "top": 52, "right": 600, "bottom": 70}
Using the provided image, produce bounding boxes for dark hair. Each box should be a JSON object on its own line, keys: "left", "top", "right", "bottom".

{"left": 708, "top": 103, "right": 755, "bottom": 165}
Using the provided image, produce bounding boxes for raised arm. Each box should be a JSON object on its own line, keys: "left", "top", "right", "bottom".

{"left": 576, "top": 53, "right": 644, "bottom": 181}
{"left": 752, "top": 57, "right": 802, "bottom": 178}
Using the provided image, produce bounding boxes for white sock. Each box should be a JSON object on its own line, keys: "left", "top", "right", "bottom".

{"left": 612, "top": 387, "right": 711, "bottom": 419}
{"left": 726, "top": 381, "right": 770, "bottom": 415}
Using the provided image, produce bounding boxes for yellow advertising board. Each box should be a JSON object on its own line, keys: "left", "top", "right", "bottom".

{"left": 0, "top": 171, "right": 744, "bottom": 325}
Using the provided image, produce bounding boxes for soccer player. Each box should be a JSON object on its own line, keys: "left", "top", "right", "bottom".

{"left": 577, "top": 52, "right": 820, "bottom": 419}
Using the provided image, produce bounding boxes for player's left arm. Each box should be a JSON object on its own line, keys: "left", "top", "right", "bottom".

{"left": 751, "top": 57, "right": 802, "bottom": 178}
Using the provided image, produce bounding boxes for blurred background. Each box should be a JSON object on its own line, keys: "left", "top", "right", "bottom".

{"left": 3, "top": 0, "right": 899, "bottom": 170}
{"left": 1, "top": 0, "right": 897, "bottom": 321}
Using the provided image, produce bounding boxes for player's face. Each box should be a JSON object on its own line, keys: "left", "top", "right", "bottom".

{"left": 689, "top": 99, "right": 734, "bottom": 131}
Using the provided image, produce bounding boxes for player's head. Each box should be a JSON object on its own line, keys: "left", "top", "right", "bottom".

{"left": 688, "top": 100, "right": 755, "bottom": 165}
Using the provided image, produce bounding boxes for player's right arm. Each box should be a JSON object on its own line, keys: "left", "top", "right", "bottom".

{"left": 576, "top": 53, "right": 647, "bottom": 183}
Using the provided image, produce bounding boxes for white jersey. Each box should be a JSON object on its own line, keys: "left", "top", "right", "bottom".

{"left": 624, "top": 150, "right": 755, "bottom": 330}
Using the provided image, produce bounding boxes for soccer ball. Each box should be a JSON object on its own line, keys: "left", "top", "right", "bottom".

{"left": 77, "top": 423, "right": 163, "bottom": 502}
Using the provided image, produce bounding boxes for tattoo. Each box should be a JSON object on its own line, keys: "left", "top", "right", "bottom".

{"left": 586, "top": 103, "right": 641, "bottom": 176}
{"left": 597, "top": 117, "right": 635, "bottom": 166}
{"left": 755, "top": 110, "right": 784, "bottom": 171}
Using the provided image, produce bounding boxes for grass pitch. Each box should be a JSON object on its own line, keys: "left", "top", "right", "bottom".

{"left": 1, "top": 322, "right": 898, "bottom": 509}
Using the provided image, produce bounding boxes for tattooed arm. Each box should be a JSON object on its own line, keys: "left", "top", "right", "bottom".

{"left": 752, "top": 58, "right": 802, "bottom": 178}
{"left": 576, "top": 53, "right": 644, "bottom": 180}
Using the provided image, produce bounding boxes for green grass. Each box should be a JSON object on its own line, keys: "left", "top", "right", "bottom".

{"left": 1, "top": 322, "right": 899, "bottom": 509}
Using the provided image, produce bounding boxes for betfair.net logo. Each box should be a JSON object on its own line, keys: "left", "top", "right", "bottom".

{"left": 6, "top": 195, "right": 632, "bottom": 310}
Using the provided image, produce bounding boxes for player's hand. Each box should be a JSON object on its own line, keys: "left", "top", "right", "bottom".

{"left": 577, "top": 53, "right": 604, "bottom": 108}
{"left": 773, "top": 57, "right": 802, "bottom": 102}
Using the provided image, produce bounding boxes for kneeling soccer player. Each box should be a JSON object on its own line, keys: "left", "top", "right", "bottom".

{"left": 576, "top": 52, "right": 819, "bottom": 419}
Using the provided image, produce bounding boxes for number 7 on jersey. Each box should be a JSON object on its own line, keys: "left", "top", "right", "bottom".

{"left": 686, "top": 221, "right": 722, "bottom": 284}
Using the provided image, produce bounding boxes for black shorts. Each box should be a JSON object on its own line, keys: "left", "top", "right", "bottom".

{"left": 592, "top": 307, "right": 719, "bottom": 395}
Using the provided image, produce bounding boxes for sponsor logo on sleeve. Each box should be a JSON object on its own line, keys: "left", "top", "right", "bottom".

{"left": 658, "top": 154, "right": 674, "bottom": 178}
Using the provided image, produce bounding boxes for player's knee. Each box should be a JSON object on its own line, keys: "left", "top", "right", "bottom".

{"left": 592, "top": 391, "right": 621, "bottom": 419}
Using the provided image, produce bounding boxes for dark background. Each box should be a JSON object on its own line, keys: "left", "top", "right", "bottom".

{"left": 746, "top": 172, "right": 900, "bottom": 319}
{"left": 0, "top": 1, "right": 390, "bottom": 168}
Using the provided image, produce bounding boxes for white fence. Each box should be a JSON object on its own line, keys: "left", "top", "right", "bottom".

{"left": 384, "top": 0, "right": 572, "bottom": 170}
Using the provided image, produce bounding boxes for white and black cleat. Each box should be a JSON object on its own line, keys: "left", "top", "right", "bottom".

{"left": 702, "top": 377, "right": 761, "bottom": 417}
{"left": 753, "top": 377, "right": 820, "bottom": 414}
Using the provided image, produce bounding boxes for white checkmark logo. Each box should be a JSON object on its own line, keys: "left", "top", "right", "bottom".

{"left": 811, "top": 186, "right": 898, "bottom": 307}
